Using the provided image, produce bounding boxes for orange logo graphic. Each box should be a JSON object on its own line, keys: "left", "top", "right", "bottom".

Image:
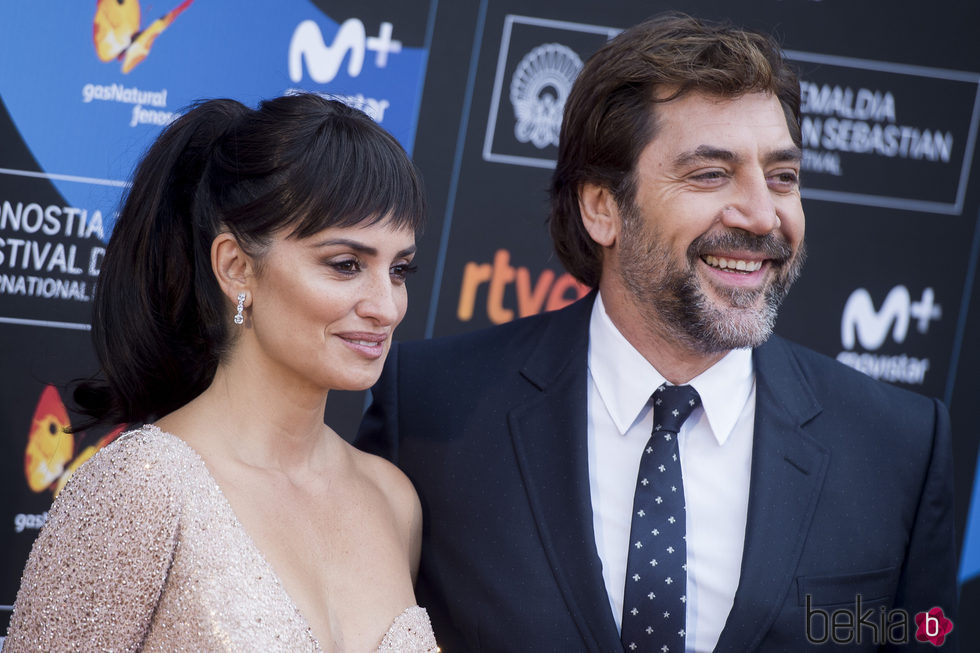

{"left": 93, "top": 0, "right": 194, "bottom": 73}
{"left": 458, "top": 249, "right": 590, "bottom": 324}
{"left": 25, "top": 385, "right": 122, "bottom": 497}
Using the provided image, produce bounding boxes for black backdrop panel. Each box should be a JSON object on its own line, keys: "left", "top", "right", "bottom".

{"left": 2, "top": 0, "right": 978, "bottom": 646}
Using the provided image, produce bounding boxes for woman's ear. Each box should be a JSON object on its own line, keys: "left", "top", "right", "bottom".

{"left": 578, "top": 182, "right": 621, "bottom": 248}
{"left": 211, "top": 232, "right": 253, "bottom": 304}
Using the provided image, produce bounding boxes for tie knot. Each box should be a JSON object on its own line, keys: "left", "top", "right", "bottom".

{"left": 652, "top": 383, "right": 701, "bottom": 434}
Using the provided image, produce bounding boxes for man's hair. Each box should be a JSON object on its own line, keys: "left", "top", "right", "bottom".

{"left": 549, "top": 12, "right": 802, "bottom": 287}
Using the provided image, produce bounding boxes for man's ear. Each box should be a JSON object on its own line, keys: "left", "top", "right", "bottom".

{"left": 578, "top": 182, "right": 621, "bottom": 248}
{"left": 211, "top": 232, "right": 253, "bottom": 304}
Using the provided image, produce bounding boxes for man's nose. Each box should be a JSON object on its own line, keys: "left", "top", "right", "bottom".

{"left": 720, "top": 174, "right": 781, "bottom": 235}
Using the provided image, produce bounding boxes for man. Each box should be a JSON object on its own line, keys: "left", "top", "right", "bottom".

{"left": 356, "top": 13, "right": 957, "bottom": 652}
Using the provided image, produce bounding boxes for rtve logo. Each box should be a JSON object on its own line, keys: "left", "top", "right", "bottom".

{"left": 837, "top": 285, "right": 940, "bottom": 385}
{"left": 289, "top": 18, "right": 402, "bottom": 84}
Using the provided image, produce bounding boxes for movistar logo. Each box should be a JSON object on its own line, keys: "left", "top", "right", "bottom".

{"left": 841, "top": 286, "right": 941, "bottom": 351}
{"left": 288, "top": 18, "right": 402, "bottom": 84}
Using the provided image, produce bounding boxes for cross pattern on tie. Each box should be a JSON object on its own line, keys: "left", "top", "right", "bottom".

{"left": 621, "top": 383, "right": 701, "bottom": 653}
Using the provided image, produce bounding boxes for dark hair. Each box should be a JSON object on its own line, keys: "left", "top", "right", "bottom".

{"left": 74, "top": 93, "right": 425, "bottom": 426}
{"left": 549, "top": 12, "right": 802, "bottom": 287}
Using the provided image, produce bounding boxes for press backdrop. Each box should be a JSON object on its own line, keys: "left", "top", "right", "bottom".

{"left": 2, "top": 0, "right": 978, "bottom": 647}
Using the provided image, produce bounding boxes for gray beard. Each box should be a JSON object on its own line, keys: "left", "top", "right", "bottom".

{"left": 618, "top": 220, "right": 806, "bottom": 354}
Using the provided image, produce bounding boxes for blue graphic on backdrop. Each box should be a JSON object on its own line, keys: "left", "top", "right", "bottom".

{"left": 0, "top": 0, "right": 428, "bottom": 242}
{"left": 960, "top": 462, "right": 980, "bottom": 583}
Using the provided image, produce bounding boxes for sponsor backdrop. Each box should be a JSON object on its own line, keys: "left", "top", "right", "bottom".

{"left": 1, "top": 0, "right": 978, "bottom": 646}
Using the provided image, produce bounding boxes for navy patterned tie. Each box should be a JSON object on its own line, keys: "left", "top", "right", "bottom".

{"left": 621, "top": 383, "right": 701, "bottom": 653}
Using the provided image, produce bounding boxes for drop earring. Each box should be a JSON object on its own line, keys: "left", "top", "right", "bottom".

{"left": 234, "top": 292, "right": 246, "bottom": 325}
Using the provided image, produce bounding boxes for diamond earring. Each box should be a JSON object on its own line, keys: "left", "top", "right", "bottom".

{"left": 234, "top": 292, "right": 246, "bottom": 325}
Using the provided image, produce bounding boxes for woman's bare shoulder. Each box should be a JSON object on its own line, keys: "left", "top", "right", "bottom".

{"left": 347, "top": 444, "right": 422, "bottom": 530}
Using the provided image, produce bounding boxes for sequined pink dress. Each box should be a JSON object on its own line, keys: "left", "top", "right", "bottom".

{"left": 2, "top": 427, "right": 438, "bottom": 652}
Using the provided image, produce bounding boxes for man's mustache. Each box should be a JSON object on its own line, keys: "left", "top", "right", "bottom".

{"left": 688, "top": 229, "right": 795, "bottom": 263}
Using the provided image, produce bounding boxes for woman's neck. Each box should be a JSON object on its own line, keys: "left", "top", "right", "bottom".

{"left": 156, "top": 355, "right": 336, "bottom": 475}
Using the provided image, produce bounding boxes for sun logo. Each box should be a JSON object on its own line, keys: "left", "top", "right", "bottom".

{"left": 93, "top": 0, "right": 194, "bottom": 73}
{"left": 24, "top": 385, "right": 123, "bottom": 498}
{"left": 24, "top": 385, "right": 74, "bottom": 493}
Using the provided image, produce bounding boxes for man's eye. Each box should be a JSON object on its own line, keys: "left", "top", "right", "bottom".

{"left": 769, "top": 171, "right": 800, "bottom": 186}
{"left": 691, "top": 170, "right": 728, "bottom": 181}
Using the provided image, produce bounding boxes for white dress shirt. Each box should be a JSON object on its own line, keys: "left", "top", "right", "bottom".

{"left": 587, "top": 292, "right": 756, "bottom": 652}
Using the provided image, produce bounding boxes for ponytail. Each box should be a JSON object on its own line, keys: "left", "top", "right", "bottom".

{"left": 75, "top": 99, "right": 249, "bottom": 426}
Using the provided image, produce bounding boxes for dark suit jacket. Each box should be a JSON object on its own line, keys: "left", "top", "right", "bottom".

{"left": 356, "top": 293, "right": 958, "bottom": 652}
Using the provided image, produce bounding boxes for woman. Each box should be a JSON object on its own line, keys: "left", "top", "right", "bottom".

{"left": 3, "top": 93, "right": 436, "bottom": 651}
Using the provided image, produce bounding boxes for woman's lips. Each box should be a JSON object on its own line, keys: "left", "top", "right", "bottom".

{"left": 337, "top": 332, "right": 388, "bottom": 359}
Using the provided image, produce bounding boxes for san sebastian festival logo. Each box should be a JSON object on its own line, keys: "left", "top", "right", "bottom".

{"left": 508, "top": 43, "right": 582, "bottom": 149}
{"left": 482, "top": 15, "right": 618, "bottom": 168}
{"left": 785, "top": 50, "right": 979, "bottom": 215}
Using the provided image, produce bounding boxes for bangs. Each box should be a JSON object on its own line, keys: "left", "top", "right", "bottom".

{"left": 280, "top": 109, "right": 425, "bottom": 239}
{"left": 215, "top": 95, "right": 426, "bottom": 249}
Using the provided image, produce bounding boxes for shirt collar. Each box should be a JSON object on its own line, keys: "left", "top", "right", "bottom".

{"left": 588, "top": 291, "right": 754, "bottom": 446}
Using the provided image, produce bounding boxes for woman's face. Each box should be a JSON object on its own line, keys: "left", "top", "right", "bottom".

{"left": 242, "top": 218, "right": 416, "bottom": 394}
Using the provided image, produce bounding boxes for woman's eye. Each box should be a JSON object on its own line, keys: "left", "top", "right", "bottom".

{"left": 390, "top": 263, "right": 418, "bottom": 281}
{"left": 329, "top": 259, "right": 360, "bottom": 275}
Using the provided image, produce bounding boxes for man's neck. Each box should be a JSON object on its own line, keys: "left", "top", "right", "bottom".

{"left": 598, "top": 285, "right": 729, "bottom": 385}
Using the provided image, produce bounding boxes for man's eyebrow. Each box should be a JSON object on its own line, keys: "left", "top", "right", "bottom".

{"left": 672, "top": 146, "right": 739, "bottom": 168}
{"left": 765, "top": 146, "right": 803, "bottom": 166}
{"left": 671, "top": 145, "right": 803, "bottom": 168}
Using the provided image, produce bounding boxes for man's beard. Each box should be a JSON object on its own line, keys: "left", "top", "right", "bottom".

{"left": 617, "top": 210, "right": 806, "bottom": 354}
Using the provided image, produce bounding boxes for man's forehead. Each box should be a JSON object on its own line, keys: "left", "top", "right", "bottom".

{"left": 646, "top": 91, "right": 796, "bottom": 157}
{"left": 653, "top": 90, "right": 786, "bottom": 124}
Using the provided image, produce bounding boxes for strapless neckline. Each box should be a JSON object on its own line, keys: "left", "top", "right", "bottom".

{"left": 377, "top": 605, "right": 438, "bottom": 651}
{"left": 140, "top": 426, "right": 438, "bottom": 651}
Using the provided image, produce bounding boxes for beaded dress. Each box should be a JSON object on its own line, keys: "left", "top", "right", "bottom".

{"left": 2, "top": 426, "right": 437, "bottom": 652}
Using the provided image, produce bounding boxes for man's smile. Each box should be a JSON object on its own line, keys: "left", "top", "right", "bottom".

{"left": 701, "top": 255, "right": 763, "bottom": 273}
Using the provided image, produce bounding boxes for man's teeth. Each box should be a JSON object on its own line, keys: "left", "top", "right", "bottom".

{"left": 703, "top": 255, "right": 762, "bottom": 272}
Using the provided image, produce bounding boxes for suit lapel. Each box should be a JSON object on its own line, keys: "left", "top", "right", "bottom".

{"left": 505, "top": 303, "right": 831, "bottom": 653}
{"left": 507, "top": 293, "right": 624, "bottom": 653}
{"left": 714, "top": 337, "right": 830, "bottom": 653}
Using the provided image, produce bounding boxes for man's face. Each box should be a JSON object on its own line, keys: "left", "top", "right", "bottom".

{"left": 614, "top": 91, "right": 805, "bottom": 354}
